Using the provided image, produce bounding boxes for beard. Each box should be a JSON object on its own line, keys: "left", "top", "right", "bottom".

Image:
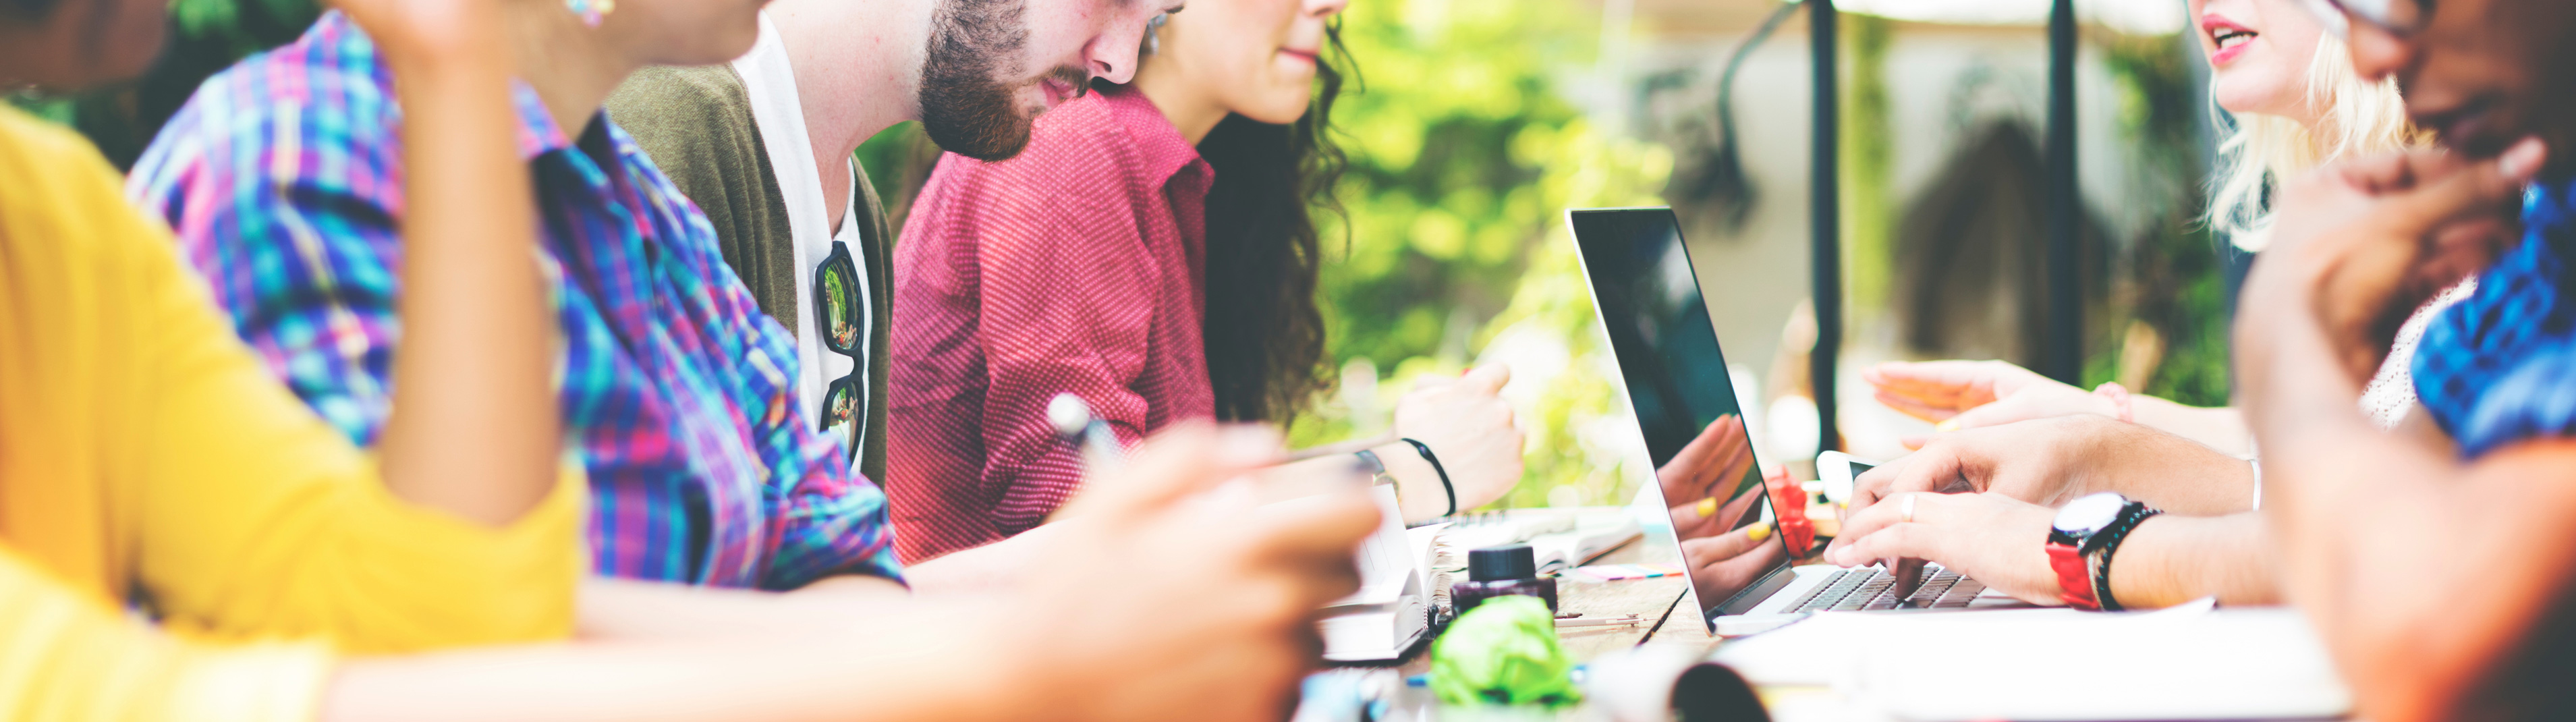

{"left": 918, "top": 0, "right": 1088, "bottom": 161}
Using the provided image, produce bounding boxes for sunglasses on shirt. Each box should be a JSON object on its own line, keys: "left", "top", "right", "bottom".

{"left": 812, "top": 240, "right": 863, "bottom": 464}
{"left": 2301, "top": 0, "right": 2431, "bottom": 38}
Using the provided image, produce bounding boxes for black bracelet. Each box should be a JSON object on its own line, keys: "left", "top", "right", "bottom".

{"left": 2086, "top": 502, "right": 2162, "bottom": 612}
{"left": 1400, "top": 437, "right": 1457, "bottom": 517}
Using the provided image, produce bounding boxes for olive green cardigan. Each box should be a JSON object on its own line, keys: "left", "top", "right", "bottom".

{"left": 605, "top": 65, "right": 895, "bottom": 487}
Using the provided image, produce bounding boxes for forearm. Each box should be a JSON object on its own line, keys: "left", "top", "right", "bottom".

{"left": 901, "top": 522, "right": 1073, "bottom": 595}
{"left": 372, "top": 25, "right": 557, "bottom": 526}
{"left": 1283, "top": 445, "right": 1450, "bottom": 522}
{"left": 327, "top": 614, "right": 1024, "bottom": 722}
{"left": 2104, "top": 513, "right": 2279, "bottom": 609}
{"left": 2090, "top": 438, "right": 2258, "bottom": 516}
{"left": 576, "top": 577, "right": 908, "bottom": 642}
{"left": 2129, "top": 398, "right": 2253, "bottom": 457}
{"left": 2237, "top": 272, "right": 2576, "bottom": 720}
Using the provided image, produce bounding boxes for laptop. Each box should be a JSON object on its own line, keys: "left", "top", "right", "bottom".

{"left": 1565, "top": 206, "right": 2026, "bottom": 637}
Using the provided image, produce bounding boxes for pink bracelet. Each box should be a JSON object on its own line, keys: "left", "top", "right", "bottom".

{"left": 2092, "top": 382, "right": 2135, "bottom": 423}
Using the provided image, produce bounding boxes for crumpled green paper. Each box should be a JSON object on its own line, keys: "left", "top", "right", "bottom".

{"left": 1429, "top": 596, "right": 1582, "bottom": 707}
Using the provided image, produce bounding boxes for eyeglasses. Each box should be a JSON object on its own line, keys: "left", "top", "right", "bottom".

{"left": 812, "top": 240, "right": 864, "bottom": 464}
{"left": 2301, "top": 0, "right": 2431, "bottom": 38}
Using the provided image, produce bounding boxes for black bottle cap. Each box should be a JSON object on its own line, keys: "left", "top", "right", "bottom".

{"left": 1467, "top": 543, "right": 1538, "bottom": 582}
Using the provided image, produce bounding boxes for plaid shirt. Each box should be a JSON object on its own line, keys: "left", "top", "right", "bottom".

{"left": 2413, "top": 178, "right": 2576, "bottom": 459}
{"left": 127, "top": 13, "right": 903, "bottom": 590}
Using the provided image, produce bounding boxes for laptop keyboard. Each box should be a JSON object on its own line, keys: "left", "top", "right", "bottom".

{"left": 1781, "top": 566, "right": 1985, "bottom": 612}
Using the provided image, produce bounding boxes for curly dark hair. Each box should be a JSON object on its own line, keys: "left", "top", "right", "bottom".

{"left": 1194, "top": 20, "right": 1351, "bottom": 424}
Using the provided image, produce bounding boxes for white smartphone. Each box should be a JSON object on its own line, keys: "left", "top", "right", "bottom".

{"left": 1814, "top": 450, "right": 1878, "bottom": 505}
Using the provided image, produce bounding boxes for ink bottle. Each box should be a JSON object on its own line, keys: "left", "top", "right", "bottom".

{"left": 1451, "top": 544, "right": 1557, "bottom": 614}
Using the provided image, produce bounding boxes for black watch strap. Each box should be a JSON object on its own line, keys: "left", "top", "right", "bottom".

{"left": 2085, "top": 501, "right": 2162, "bottom": 612}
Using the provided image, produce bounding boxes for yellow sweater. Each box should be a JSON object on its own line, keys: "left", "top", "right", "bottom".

{"left": 0, "top": 107, "right": 583, "bottom": 719}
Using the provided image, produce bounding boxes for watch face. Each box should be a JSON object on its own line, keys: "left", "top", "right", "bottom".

{"left": 2052, "top": 492, "right": 2128, "bottom": 536}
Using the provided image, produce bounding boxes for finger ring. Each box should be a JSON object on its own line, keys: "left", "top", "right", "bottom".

{"left": 1900, "top": 493, "right": 1917, "bottom": 524}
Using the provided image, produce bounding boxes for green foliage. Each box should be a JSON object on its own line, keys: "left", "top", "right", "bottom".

{"left": 1842, "top": 15, "right": 1896, "bottom": 311}
{"left": 1287, "top": 0, "right": 1673, "bottom": 510}
{"left": 171, "top": 0, "right": 318, "bottom": 56}
{"left": 2095, "top": 33, "right": 2233, "bottom": 408}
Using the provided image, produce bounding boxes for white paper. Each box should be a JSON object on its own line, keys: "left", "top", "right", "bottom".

{"left": 1710, "top": 607, "right": 2351, "bottom": 721}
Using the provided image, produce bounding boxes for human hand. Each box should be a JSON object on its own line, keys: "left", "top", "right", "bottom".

{"left": 1865, "top": 360, "right": 2108, "bottom": 435}
{"left": 1838, "top": 415, "right": 2255, "bottom": 528}
{"left": 1656, "top": 415, "right": 1758, "bottom": 530}
{"left": 1391, "top": 364, "right": 1524, "bottom": 511}
{"left": 1667, "top": 466, "right": 1765, "bottom": 542}
{"left": 1824, "top": 491, "right": 2064, "bottom": 605}
{"left": 2251, "top": 141, "right": 2542, "bottom": 380}
{"left": 325, "top": 0, "right": 512, "bottom": 66}
{"left": 1679, "top": 525, "right": 1791, "bottom": 609}
{"left": 1009, "top": 424, "right": 1379, "bottom": 722}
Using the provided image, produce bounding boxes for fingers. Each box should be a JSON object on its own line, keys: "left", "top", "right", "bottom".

{"left": 1873, "top": 390, "right": 1964, "bottom": 423}
{"left": 1077, "top": 422, "right": 1279, "bottom": 524}
{"left": 1825, "top": 493, "right": 1951, "bottom": 567}
{"left": 1461, "top": 363, "right": 1513, "bottom": 394}
{"left": 1680, "top": 524, "right": 1769, "bottom": 567}
{"left": 2370, "top": 140, "right": 2544, "bottom": 242}
{"left": 1237, "top": 493, "right": 1380, "bottom": 605}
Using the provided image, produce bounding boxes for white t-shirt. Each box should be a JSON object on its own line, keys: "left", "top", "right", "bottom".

{"left": 733, "top": 12, "right": 872, "bottom": 472}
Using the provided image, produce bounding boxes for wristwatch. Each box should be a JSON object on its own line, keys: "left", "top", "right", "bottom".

{"left": 2045, "top": 492, "right": 2160, "bottom": 611}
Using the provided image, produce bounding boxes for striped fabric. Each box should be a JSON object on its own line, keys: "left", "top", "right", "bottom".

{"left": 889, "top": 84, "right": 1214, "bottom": 562}
{"left": 127, "top": 12, "right": 903, "bottom": 590}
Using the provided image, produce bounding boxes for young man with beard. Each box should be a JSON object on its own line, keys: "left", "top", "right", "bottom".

{"left": 128, "top": 0, "right": 1167, "bottom": 596}
{"left": 605, "top": 0, "right": 1140, "bottom": 491}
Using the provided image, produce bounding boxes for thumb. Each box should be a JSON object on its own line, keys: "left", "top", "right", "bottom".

{"left": 1462, "top": 363, "right": 1512, "bottom": 394}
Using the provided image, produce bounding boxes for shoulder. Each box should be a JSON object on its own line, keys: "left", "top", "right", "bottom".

{"left": 908, "top": 91, "right": 1169, "bottom": 231}
{"left": 607, "top": 66, "right": 769, "bottom": 195}
{"left": 0, "top": 109, "right": 189, "bottom": 306}
{"left": 606, "top": 65, "right": 756, "bottom": 153}
{"left": 130, "top": 15, "right": 400, "bottom": 216}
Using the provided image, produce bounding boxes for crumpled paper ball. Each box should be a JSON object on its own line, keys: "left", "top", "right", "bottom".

{"left": 1430, "top": 595, "right": 1582, "bottom": 707}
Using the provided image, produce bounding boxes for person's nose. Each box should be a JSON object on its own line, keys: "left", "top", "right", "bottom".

{"left": 1308, "top": 0, "right": 1349, "bottom": 19}
{"left": 1086, "top": 14, "right": 1155, "bottom": 85}
{"left": 2343, "top": 22, "right": 2412, "bottom": 82}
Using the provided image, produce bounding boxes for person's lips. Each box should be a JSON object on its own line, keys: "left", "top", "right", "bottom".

{"left": 1279, "top": 47, "right": 1319, "bottom": 65}
{"left": 1038, "top": 76, "right": 1075, "bottom": 108}
{"left": 2202, "top": 14, "right": 2257, "bottom": 65}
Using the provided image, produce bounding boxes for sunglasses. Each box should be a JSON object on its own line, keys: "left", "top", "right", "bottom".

{"left": 812, "top": 240, "right": 864, "bottom": 464}
{"left": 2301, "top": 0, "right": 2431, "bottom": 38}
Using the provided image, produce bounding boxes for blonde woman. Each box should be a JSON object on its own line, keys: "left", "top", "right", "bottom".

{"left": 1866, "top": 0, "right": 2438, "bottom": 452}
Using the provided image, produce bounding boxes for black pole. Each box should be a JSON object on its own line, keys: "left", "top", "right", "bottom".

{"left": 2042, "top": 0, "right": 2081, "bottom": 384}
{"left": 1810, "top": 0, "right": 1841, "bottom": 453}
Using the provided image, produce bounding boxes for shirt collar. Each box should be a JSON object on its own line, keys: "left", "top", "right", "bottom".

{"left": 1093, "top": 84, "right": 1208, "bottom": 186}
{"left": 513, "top": 82, "right": 580, "bottom": 160}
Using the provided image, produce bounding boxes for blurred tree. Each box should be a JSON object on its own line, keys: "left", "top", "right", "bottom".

{"left": 2092, "top": 31, "right": 2230, "bottom": 408}
{"left": 1285, "top": 0, "right": 1674, "bottom": 510}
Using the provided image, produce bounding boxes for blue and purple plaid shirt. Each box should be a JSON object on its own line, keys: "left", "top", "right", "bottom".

{"left": 2415, "top": 177, "right": 2576, "bottom": 459}
{"left": 128, "top": 13, "right": 903, "bottom": 590}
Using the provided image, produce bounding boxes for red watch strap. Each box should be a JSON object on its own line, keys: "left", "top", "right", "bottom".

{"left": 2046, "top": 542, "right": 2102, "bottom": 610}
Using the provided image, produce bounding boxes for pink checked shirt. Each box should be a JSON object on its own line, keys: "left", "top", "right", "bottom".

{"left": 890, "top": 84, "right": 1216, "bottom": 562}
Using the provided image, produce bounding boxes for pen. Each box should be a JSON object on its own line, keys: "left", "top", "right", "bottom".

{"left": 1047, "top": 393, "right": 1123, "bottom": 479}
{"left": 1553, "top": 615, "right": 1644, "bottom": 628}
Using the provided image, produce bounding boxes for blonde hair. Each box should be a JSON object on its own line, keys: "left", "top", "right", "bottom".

{"left": 2207, "top": 33, "right": 2426, "bottom": 251}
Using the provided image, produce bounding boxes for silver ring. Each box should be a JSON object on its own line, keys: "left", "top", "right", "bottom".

{"left": 1900, "top": 493, "right": 1917, "bottom": 524}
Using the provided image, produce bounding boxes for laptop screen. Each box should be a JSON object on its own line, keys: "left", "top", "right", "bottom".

{"left": 1567, "top": 207, "right": 1798, "bottom": 628}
